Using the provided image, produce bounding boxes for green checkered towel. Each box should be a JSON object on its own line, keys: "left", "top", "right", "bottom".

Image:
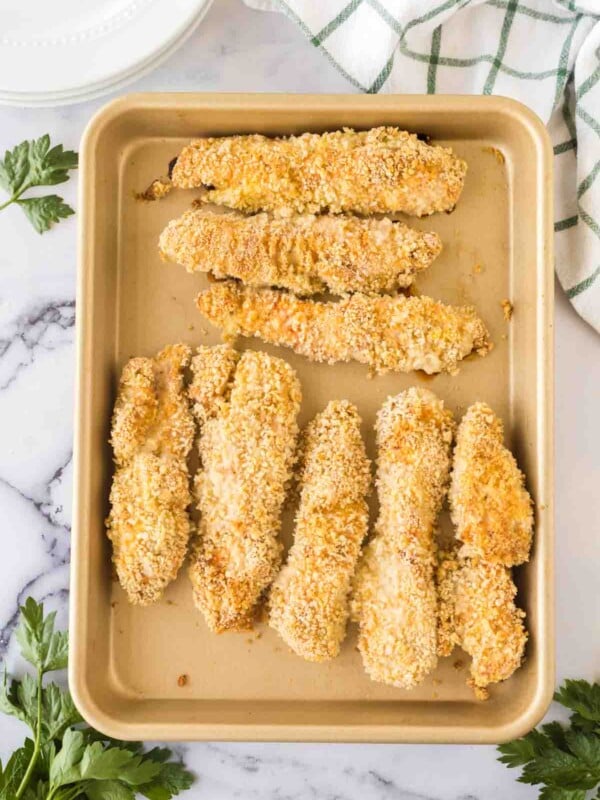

{"left": 244, "top": 0, "right": 600, "bottom": 332}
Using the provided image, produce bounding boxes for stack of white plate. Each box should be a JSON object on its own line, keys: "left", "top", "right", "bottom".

{"left": 0, "top": 0, "right": 214, "bottom": 107}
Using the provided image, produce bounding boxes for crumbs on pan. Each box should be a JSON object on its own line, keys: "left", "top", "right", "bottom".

{"left": 135, "top": 178, "right": 173, "bottom": 202}
{"left": 483, "top": 146, "right": 505, "bottom": 165}
{"left": 177, "top": 674, "right": 188, "bottom": 687}
{"left": 469, "top": 680, "right": 489, "bottom": 701}
{"left": 501, "top": 299, "right": 514, "bottom": 321}
{"left": 473, "top": 263, "right": 483, "bottom": 275}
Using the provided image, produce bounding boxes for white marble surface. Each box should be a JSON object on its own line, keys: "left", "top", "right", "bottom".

{"left": 0, "top": 0, "right": 599, "bottom": 797}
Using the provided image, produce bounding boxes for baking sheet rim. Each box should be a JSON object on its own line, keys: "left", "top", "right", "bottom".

{"left": 69, "top": 92, "right": 555, "bottom": 743}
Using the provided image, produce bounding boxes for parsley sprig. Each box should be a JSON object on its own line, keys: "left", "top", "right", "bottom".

{"left": 498, "top": 679, "right": 600, "bottom": 799}
{"left": 0, "top": 135, "right": 78, "bottom": 233}
{"left": 0, "top": 598, "right": 193, "bottom": 800}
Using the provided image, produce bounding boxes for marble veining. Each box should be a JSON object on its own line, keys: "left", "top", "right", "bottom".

{"left": 0, "top": 0, "right": 599, "bottom": 798}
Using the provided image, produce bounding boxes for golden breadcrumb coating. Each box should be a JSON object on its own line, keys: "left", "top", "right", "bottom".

{"left": 269, "top": 400, "right": 371, "bottom": 662}
{"left": 189, "top": 349, "right": 301, "bottom": 632}
{"left": 110, "top": 358, "right": 157, "bottom": 466}
{"left": 109, "top": 454, "right": 190, "bottom": 606}
{"left": 188, "top": 344, "right": 239, "bottom": 424}
{"left": 136, "top": 178, "right": 172, "bottom": 202}
{"left": 450, "top": 402, "right": 533, "bottom": 566}
{"left": 159, "top": 208, "right": 442, "bottom": 296}
{"left": 170, "top": 127, "right": 467, "bottom": 217}
{"left": 437, "top": 552, "right": 527, "bottom": 698}
{"left": 107, "top": 344, "right": 195, "bottom": 605}
{"left": 196, "top": 282, "right": 491, "bottom": 376}
{"left": 351, "top": 388, "right": 455, "bottom": 688}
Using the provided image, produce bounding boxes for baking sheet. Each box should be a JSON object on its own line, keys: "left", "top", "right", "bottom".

{"left": 70, "top": 93, "right": 554, "bottom": 742}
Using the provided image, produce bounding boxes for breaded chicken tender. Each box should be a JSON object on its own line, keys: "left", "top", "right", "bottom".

{"left": 159, "top": 208, "right": 442, "bottom": 296}
{"left": 450, "top": 402, "right": 533, "bottom": 566}
{"left": 437, "top": 552, "right": 527, "bottom": 699}
{"left": 351, "top": 388, "right": 455, "bottom": 688}
{"left": 107, "top": 344, "right": 195, "bottom": 605}
{"left": 170, "top": 127, "right": 467, "bottom": 217}
{"left": 269, "top": 400, "right": 371, "bottom": 661}
{"left": 189, "top": 349, "right": 301, "bottom": 632}
{"left": 196, "top": 282, "right": 491, "bottom": 376}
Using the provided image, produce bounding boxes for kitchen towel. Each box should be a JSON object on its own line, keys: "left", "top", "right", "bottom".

{"left": 244, "top": 0, "right": 600, "bottom": 333}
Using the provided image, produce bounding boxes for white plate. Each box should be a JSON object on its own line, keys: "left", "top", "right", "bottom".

{"left": 0, "top": 0, "right": 213, "bottom": 103}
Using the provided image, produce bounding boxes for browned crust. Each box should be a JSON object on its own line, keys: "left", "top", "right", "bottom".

{"left": 437, "top": 552, "right": 527, "bottom": 692}
{"left": 269, "top": 400, "right": 371, "bottom": 661}
{"left": 171, "top": 127, "right": 467, "bottom": 217}
{"left": 196, "top": 281, "right": 492, "bottom": 376}
{"left": 450, "top": 402, "right": 533, "bottom": 566}
{"left": 189, "top": 349, "right": 301, "bottom": 632}
{"left": 107, "top": 344, "right": 194, "bottom": 605}
{"left": 159, "top": 208, "right": 442, "bottom": 296}
{"left": 188, "top": 344, "right": 239, "bottom": 424}
{"left": 351, "top": 388, "right": 455, "bottom": 688}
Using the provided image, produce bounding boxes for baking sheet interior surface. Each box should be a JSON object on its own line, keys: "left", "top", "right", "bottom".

{"left": 115, "top": 137, "right": 509, "bottom": 700}
{"left": 74, "top": 97, "right": 551, "bottom": 739}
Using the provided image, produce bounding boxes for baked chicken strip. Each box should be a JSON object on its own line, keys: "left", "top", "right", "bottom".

{"left": 189, "top": 349, "right": 301, "bottom": 632}
{"left": 269, "top": 400, "right": 371, "bottom": 661}
{"left": 196, "top": 282, "right": 491, "bottom": 376}
{"left": 450, "top": 402, "right": 534, "bottom": 566}
{"left": 107, "top": 344, "right": 195, "bottom": 605}
{"left": 170, "top": 127, "right": 467, "bottom": 217}
{"left": 159, "top": 208, "right": 442, "bottom": 296}
{"left": 351, "top": 388, "right": 455, "bottom": 688}
{"left": 437, "top": 552, "right": 527, "bottom": 700}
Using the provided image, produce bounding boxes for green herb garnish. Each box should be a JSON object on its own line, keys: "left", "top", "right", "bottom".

{"left": 498, "top": 679, "right": 600, "bottom": 799}
{"left": 0, "top": 135, "right": 78, "bottom": 233}
{"left": 0, "top": 598, "right": 194, "bottom": 800}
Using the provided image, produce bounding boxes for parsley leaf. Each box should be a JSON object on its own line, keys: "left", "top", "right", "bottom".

{"left": 40, "top": 683, "right": 82, "bottom": 742}
{"left": 15, "top": 674, "right": 39, "bottom": 730}
{"left": 0, "top": 140, "right": 33, "bottom": 195}
{"left": 139, "top": 761, "right": 194, "bottom": 800}
{"left": 542, "top": 722, "right": 570, "bottom": 752}
{"left": 1, "top": 598, "right": 195, "bottom": 800}
{"left": 519, "top": 747, "right": 598, "bottom": 790}
{"left": 0, "top": 135, "right": 77, "bottom": 233}
{"left": 15, "top": 597, "right": 68, "bottom": 673}
{"left": 49, "top": 729, "right": 86, "bottom": 787}
{"left": 0, "top": 674, "right": 32, "bottom": 728}
{"left": 17, "top": 196, "right": 75, "bottom": 234}
{"left": 76, "top": 743, "right": 161, "bottom": 786}
{"left": 15, "top": 135, "right": 77, "bottom": 189}
{"left": 497, "top": 729, "right": 552, "bottom": 768}
{"left": 498, "top": 679, "right": 600, "bottom": 798}
{"left": 564, "top": 730, "right": 600, "bottom": 771}
{"left": 539, "top": 788, "right": 587, "bottom": 800}
{"left": 86, "top": 780, "right": 136, "bottom": 800}
{"left": 0, "top": 741, "right": 35, "bottom": 798}
{"left": 137, "top": 750, "right": 194, "bottom": 800}
{"left": 21, "top": 779, "right": 50, "bottom": 800}
{"left": 79, "top": 730, "right": 143, "bottom": 753}
{"left": 555, "top": 681, "right": 600, "bottom": 724}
